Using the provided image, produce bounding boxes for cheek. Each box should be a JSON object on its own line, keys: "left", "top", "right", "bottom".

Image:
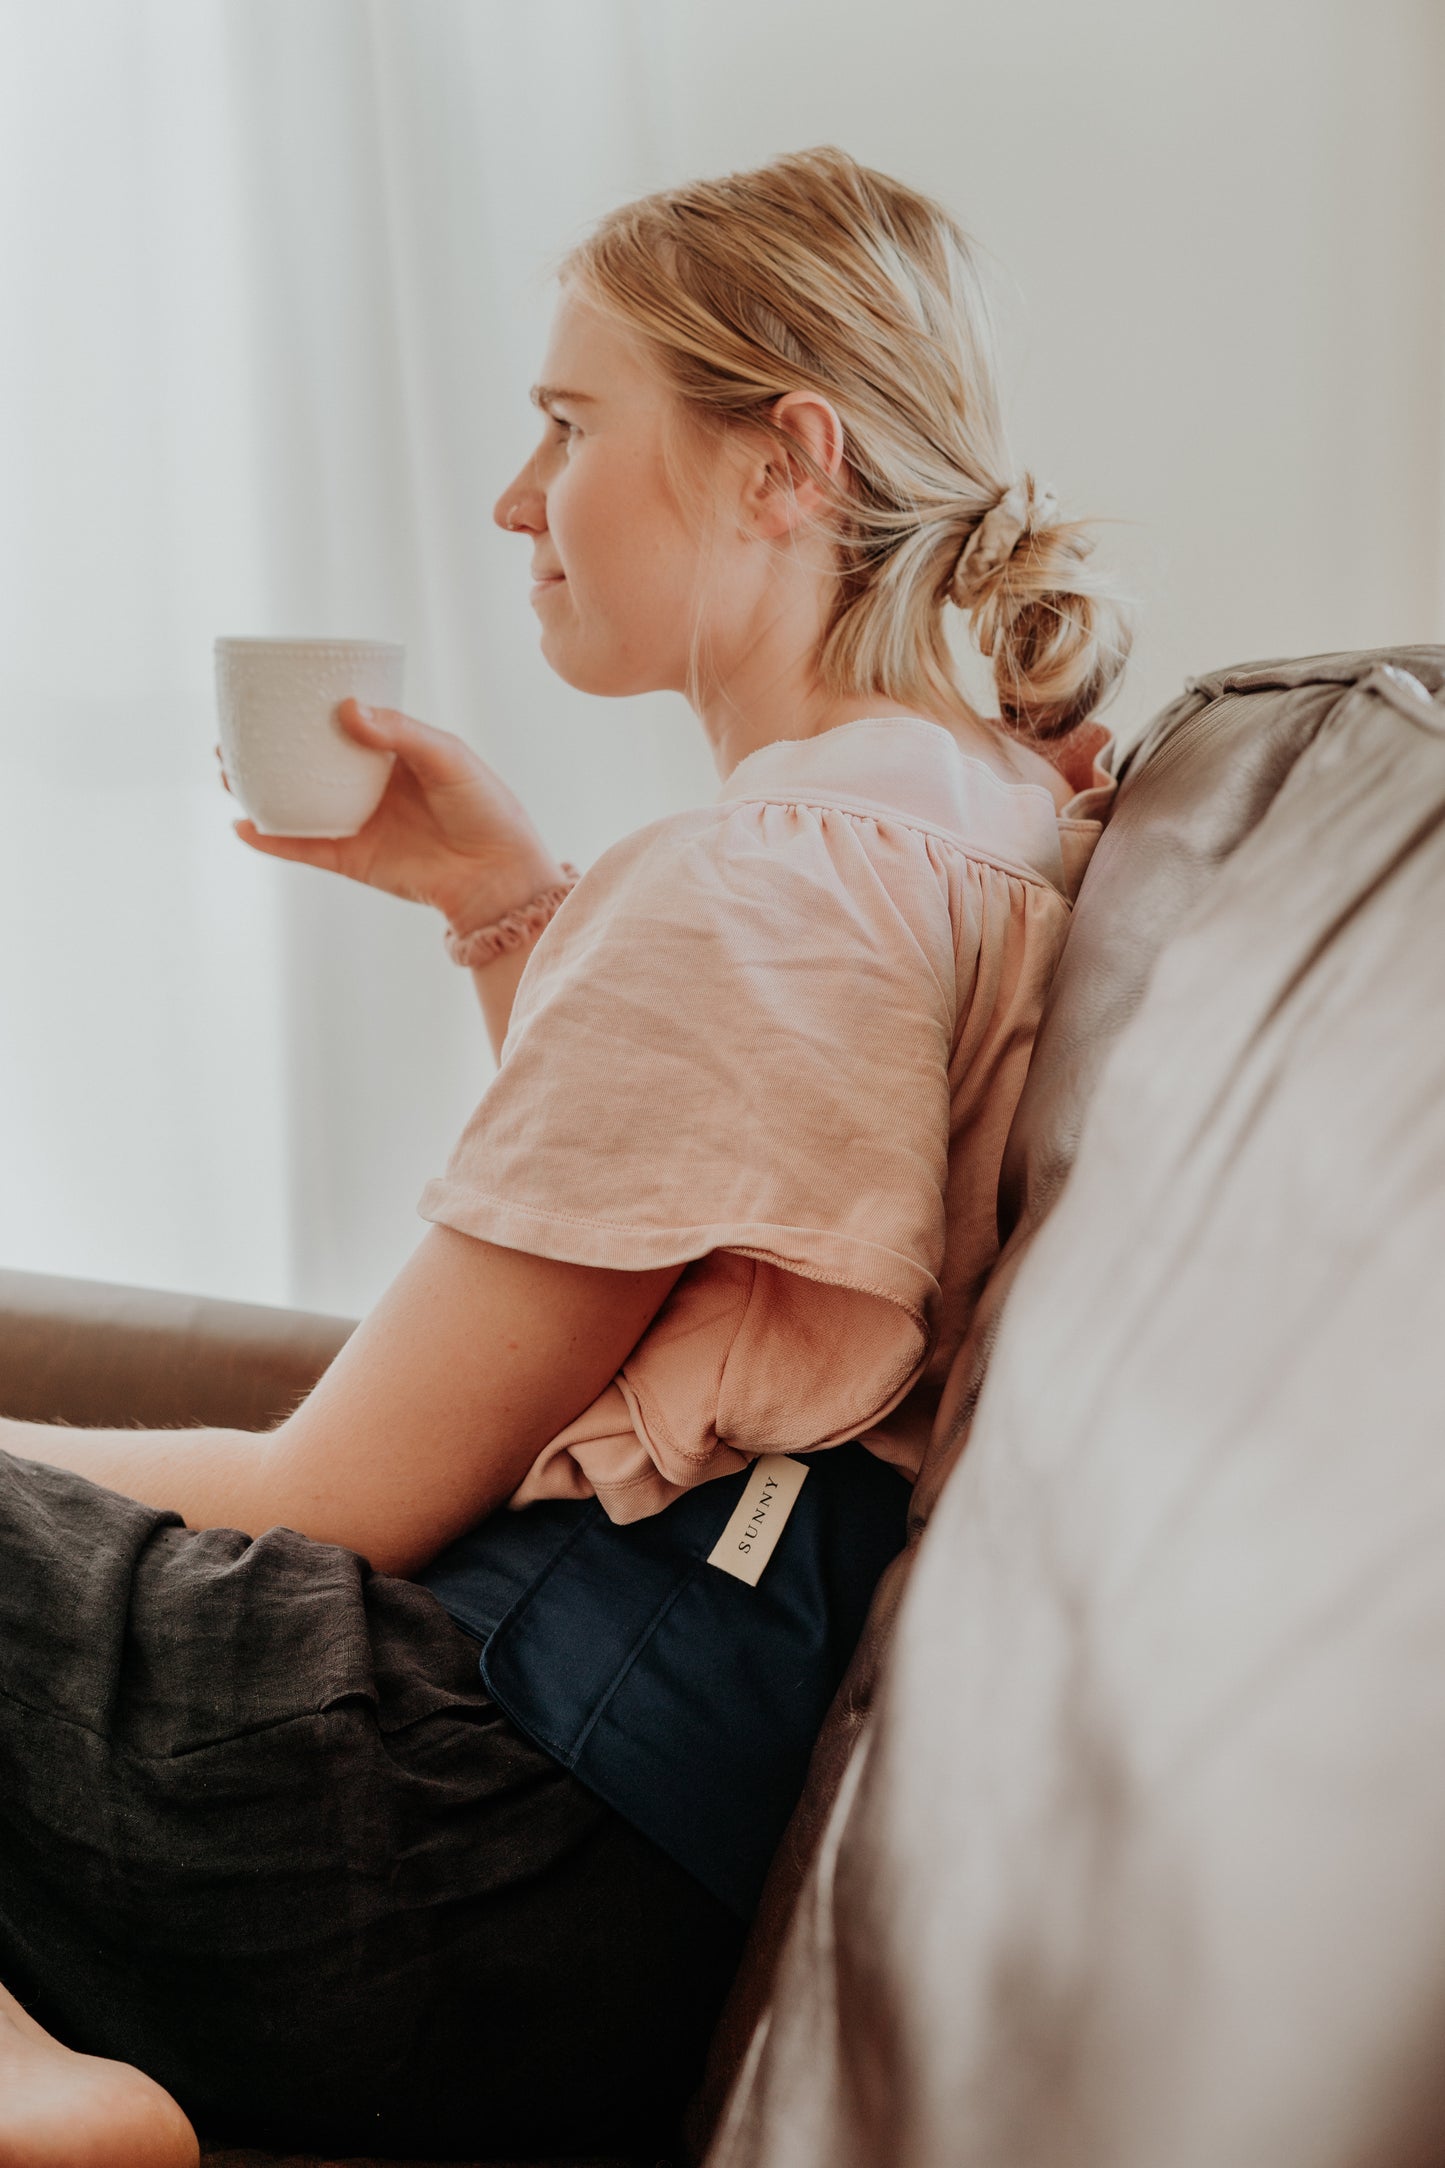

{"left": 553, "top": 435, "right": 710, "bottom": 621}
{"left": 549, "top": 462, "right": 607, "bottom": 564}
{"left": 564, "top": 472, "right": 687, "bottom": 597}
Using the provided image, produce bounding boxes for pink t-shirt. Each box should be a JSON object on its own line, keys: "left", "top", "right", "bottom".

{"left": 416, "top": 714, "right": 1120, "bottom": 1524}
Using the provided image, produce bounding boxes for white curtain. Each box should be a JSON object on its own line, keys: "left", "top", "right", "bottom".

{"left": 2, "top": 0, "right": 1441, "bottom": 1320}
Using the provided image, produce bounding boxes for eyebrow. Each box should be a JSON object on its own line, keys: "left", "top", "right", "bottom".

{"left": 529, "top": 384, "right": 600, "bottom": 413}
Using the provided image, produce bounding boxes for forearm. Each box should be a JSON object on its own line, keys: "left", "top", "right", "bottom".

{"left": 444, "top": 851, "right": 569, "bottom": 1063}
{"left": 469, "top": 936, "right": 543, "bottom": 1063}
{"left": 0, "top": 1413, "right": 282, "bottom": 1539}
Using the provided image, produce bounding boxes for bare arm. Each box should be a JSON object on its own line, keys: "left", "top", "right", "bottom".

{"left": 19, "top": 711, "right": 638, "bottom": 1565}
{"left": 468, "top": 941, "right": 536, "bottom": 1063}
{"left": 444, "top": 846, "right": 567, "bottom": 1064}
{"left": 4, "top": 1224, "right": 686, "bottom": 1577}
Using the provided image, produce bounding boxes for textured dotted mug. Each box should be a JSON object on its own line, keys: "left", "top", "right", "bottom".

{"left": 214, "top": 636, "right": 406, "bottom": 837}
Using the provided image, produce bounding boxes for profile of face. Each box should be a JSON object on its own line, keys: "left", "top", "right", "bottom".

{"left": 493, "top": 281, "right": 845, "bottom": 713}
{"left": 492, "top": 282, "right": 723, "bottom": 702}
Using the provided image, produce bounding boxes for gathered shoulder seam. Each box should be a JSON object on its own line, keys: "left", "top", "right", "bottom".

{"left": 713, "top": 791, "right": 1068, "bottom": 899}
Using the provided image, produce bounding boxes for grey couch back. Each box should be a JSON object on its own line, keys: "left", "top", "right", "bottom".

{"left": 918, "top": 643, "right": 1445, "bottom": 1521}
{"left": 710, "top": 644, "right": 1445, "bottom": 2168}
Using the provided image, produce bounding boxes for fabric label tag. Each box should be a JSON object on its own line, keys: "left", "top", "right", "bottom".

{"left": 706, "top": 1454, "right": 810, "bottom": 1587}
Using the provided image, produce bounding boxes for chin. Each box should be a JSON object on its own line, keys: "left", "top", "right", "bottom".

{"left": 540, "top": 641, "right": 666, "bottom": 700}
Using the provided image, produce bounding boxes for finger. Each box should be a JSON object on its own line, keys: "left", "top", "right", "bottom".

{"left": 336, "top": 699, "right": 466, "bottom": 790}
{"left": 231, "top": 819, "right": 342, "bottom": 872}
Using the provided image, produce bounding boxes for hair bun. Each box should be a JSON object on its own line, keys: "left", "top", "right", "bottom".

{"left": 960, "top": 480, "right": 1136, "bottom": 743}
{"left": 948, "top": 479, "right": 1059, "bottom": 612}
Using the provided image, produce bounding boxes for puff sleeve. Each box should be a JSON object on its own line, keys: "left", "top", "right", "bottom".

{"left": 416, "top": 795, "right": 964, "bottom": 1522}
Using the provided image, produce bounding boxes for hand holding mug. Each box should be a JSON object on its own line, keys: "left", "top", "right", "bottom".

{"left": 223, "top": 702, "right": 564, "bottom": 928}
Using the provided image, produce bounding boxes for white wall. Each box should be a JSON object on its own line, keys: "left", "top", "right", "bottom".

{"left": 1, "top": 0, "right": 1441, "bottom": 1320}
{"left": 635, "top": 0, "right": 1445, "bottom": 722}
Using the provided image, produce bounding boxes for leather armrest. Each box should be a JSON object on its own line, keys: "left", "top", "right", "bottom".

{"left": 0, "top": 1266, "right": 356, "bottom": 1434}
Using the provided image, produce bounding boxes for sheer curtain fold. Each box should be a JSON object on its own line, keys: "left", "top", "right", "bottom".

{"left": 0, "top": 0, "right": 699, "bottom": 1317}
{"left": 1, "top": 0, "right": 1441, "bottom": 1317}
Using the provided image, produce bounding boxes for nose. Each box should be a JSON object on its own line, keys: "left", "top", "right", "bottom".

{"left": 493, "top": 459, "right": 544, "bottom": 536}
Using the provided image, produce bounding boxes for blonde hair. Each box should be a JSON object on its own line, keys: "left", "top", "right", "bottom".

{"left": 550, "top": 144, "right": 1135, "bottom": 746}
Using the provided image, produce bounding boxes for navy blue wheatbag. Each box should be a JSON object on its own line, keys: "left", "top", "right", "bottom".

{"left": 416, "top": 1439, "right": 909, "bottom": 1920}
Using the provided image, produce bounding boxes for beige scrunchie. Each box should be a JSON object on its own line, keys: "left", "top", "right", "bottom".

{"left": 948, "top": 478, "right": 1059, "bottom": 610}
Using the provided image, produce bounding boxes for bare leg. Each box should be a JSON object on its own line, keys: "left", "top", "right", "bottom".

{"left": 0, "top": 1977, "right": 198, "bottom": 2168}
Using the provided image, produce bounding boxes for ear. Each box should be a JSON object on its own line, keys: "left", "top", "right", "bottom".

{"left": 745, "top": 391, "right": 848, "bottom": 540}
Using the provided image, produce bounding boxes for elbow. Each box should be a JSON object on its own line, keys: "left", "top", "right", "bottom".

{"left": 252, "top": 1439, "right": 432, "bottom": 1582}
{"left": 358, "top": 1535, "right": 436, "bottom": 1581}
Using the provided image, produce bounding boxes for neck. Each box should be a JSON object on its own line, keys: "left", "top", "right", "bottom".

{"left": 685, "top": 543, "right": 982, "bottom": 777}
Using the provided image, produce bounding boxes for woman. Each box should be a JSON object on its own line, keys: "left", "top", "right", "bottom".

{"left": 0, "top": 145, "right": 1132, "bottom": 2164}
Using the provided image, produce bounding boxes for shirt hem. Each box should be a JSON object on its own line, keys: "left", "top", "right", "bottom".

{"left": 416, "top": 1181, "right": 938, "bottom": 1327}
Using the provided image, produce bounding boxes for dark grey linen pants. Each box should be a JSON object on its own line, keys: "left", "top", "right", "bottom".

{"left": 0, "top": 1446, "right": 745, "bottom": 2160}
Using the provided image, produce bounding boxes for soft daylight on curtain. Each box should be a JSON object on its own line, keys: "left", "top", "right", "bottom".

{"left": 1, "top": 0, "right": 1440, "bottom": 1319}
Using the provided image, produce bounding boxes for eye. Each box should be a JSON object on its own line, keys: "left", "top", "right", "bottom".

{"left": 548, "top": 413, "right": 579, "bottom": 444}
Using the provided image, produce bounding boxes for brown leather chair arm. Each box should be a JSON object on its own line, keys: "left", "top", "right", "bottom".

{"left": 0, "top": 1266, "right": 356, "bottom": 1434}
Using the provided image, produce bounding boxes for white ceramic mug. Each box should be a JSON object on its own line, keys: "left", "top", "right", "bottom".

{"left": 214, "top": 636, "right": 405, "bottom": 837}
